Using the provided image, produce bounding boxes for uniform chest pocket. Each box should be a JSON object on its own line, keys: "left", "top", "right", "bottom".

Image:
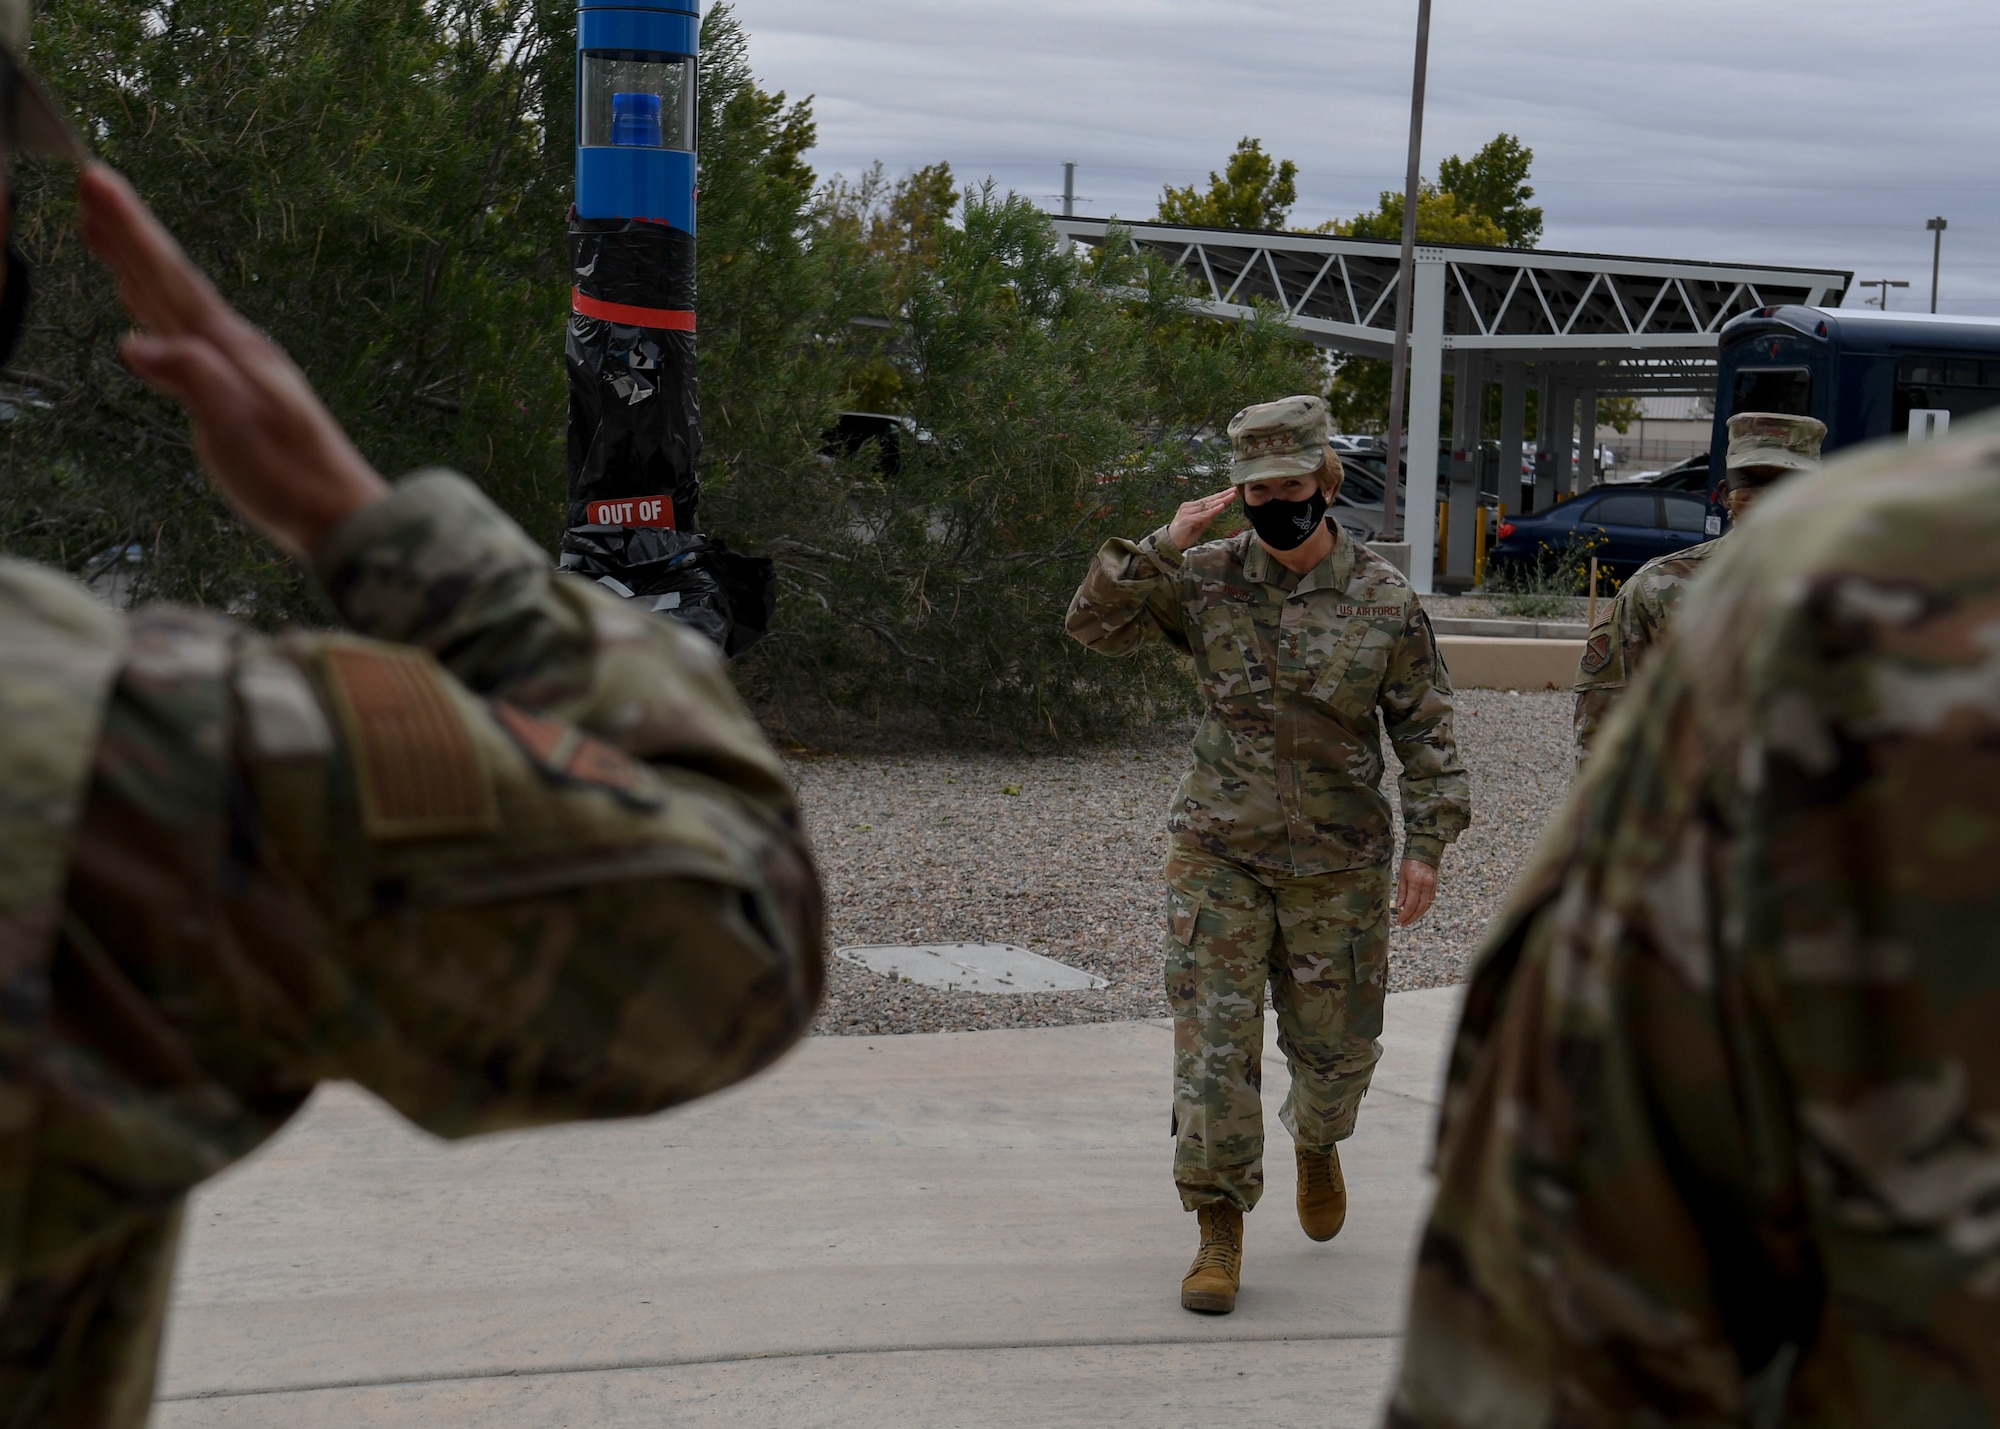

{"left": 1195, "top": 603, "right": 1272, "bottom": 698}
{"left": 1306, "top": 622, "right": 1398, "bottom": 721}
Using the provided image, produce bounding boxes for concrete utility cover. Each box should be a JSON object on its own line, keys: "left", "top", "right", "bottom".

{"left": 836, "top": 942, "right": 1108, "bottom": 994}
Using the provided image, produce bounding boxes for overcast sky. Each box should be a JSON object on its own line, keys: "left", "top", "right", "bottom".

{"left": 730, "top": 0, "right": 2000, "bottom": 313}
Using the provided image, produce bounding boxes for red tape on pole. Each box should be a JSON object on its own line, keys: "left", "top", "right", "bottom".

{"left": 571, "top": 288, "right": 697, "bottom": 331}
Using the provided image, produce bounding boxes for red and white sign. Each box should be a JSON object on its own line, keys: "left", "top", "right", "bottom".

{"left": 586, "top": 496, "right": 676, "bottom": 529}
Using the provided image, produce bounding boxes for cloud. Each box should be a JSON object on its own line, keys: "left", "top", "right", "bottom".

{"left": 730, "top": 0, "right": 2000, "bottom": 310}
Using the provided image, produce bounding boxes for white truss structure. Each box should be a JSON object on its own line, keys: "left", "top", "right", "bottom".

{"left": 1050, "top": 218, "right": 1849, "bottom": 361}
{"left": 1051, "top": 217, "right": 1852, "bottom": 592}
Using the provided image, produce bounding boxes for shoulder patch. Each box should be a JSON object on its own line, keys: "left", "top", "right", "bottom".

{"left": 491, "top": 702, "right": 663, "bottom": 811}
{"left": 1580, "top": 631, "right": 1613, "bottom": 675}
{"left": 323, "top": 644, "right": 497, "bottom": 840}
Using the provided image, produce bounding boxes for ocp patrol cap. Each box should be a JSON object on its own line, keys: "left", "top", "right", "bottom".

{"left": 1227, "top": 394, "right": 1335, "bottom": 485}
{"left": 0, "top": 0, "right": 88, "bottom": 166}
{"left": 1725, "top": 411, "right": 1826, "bottom": 472}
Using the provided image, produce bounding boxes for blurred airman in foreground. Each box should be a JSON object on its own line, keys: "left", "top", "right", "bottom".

{"left": 1394, "top": 416, "right": 2000, "bottom": 1425}
{"left": 0, "top": 9, "right": 823, "bottom": 1423}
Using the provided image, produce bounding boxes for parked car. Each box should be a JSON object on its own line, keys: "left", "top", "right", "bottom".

{"left": 1635, "top": 452, "right": 1713, "bottom": 494}
{"left": 1487, "top": 487, "right": 1711, "bottom": 582}
{"left": 1327, "top": 451, "right": 1408, "bottom": 538}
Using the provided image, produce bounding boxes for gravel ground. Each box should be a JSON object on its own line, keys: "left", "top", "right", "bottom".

{"left": 793, "top": 689, "right": 1574, "bottom": 1036}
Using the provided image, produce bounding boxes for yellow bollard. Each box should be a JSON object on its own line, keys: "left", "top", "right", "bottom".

{"left": 1476, "top": 503, "right": 1498, "bottom": 588}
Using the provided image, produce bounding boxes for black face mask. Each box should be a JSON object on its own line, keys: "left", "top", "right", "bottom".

{"left": 0, "top": 245, "right": 31, "bottom": 370}
{"left": 1244, "top": 487, "right": 1328, "bottom": 551}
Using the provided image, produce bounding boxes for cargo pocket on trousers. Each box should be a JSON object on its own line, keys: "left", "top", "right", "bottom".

{"left": 1164, "top": 891, "right": 1200, "bottom": 1141}
{"left": 1168, "top": 888, "right": 1198, "bottom": 947}
{"left": 1163, "top": 887, "right": 1202, "bottom": 1025}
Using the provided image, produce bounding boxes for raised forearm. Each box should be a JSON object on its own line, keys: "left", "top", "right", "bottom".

{"left": 1065, "top": 528, "right": 1190, "bottom": 656}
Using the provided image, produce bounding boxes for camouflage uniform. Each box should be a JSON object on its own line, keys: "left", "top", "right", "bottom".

{"left": 1068, "top": 516, "right": 1469, "bottom": 1212}
{"left": 0, "top": 471, "right": 824, "bottom": 1427}
{"left": 1390, "top": 419, "right": 2000, "bottom": 1425}
{"left": 1571, "top": 539, "right": 1719, "bottom": 755}
{"left": 1573, "top": 413, "right": 1825, "bottom": 759}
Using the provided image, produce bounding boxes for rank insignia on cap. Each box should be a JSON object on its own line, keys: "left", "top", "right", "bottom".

{"left": 491, "top": 702, "right": 664, "bottom": 811}
{"left": 323, "top": 644, "right": 498, "bottom": 839}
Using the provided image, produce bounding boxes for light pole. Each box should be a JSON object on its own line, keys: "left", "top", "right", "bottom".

{"left": 1860, "top": 278, "right": 1910, "bottom": 311}
{"left": 1380, "top": 0, "right": 1432, "bottom": 544}
{"left": 1927, "top": 216, "right": 1948, "bottom": 313}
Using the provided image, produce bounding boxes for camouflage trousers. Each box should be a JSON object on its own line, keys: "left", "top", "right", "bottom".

{"left": 1164, "top": 847, "right": 1391, "bottom": 1213}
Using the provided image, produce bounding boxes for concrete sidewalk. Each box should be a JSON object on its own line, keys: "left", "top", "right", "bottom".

{"left": 155, "top": 987, "right": 1464, "bottom": 1428}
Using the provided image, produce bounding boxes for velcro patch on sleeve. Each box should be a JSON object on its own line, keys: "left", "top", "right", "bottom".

{"left": 491, "top": 702, "right": 663, "bottom": 811}
{"left": 238, "top": 648, "right": 334, "bottom": 760}
{"left": 323, "top": 644, "right": 498, "bottom": 839}
{"left": 1580, "top": 631, "right": 1614, "bottom": 675}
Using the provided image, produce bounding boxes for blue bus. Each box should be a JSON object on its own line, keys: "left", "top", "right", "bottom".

{"left": 1710, "top": 306, "right": 2000, "bottom": 507}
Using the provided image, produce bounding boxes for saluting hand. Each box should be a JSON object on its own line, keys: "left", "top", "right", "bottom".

{"left": 1167, "top": 487, "right": 1239, "bottom": 551}
{"left": 76, "top": 164, "right": 390, "bottom": 561}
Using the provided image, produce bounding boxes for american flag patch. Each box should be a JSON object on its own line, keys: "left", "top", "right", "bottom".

{"left": 323, "top": 644, "right": 497, "bottom": 840}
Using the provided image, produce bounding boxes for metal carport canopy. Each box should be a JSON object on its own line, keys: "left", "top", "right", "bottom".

{"left": 1050, "top": 216, "right": 1853, "bottom": 592}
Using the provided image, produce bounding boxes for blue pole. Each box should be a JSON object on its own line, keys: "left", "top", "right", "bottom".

{"left": 561, "top": 0, "right": 772, "bottom": 654}
{"left": 567, "top": 0, "right": 699, "bottom": 526}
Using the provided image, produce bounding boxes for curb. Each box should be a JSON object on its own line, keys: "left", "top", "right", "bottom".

{"left": 1435, "top": 635, "right": 1582, "bottom": 691}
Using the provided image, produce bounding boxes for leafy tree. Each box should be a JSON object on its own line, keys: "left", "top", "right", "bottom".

{"left": 1333, "top": 187, "right": 1506, "bottom": 247}
{"left": 2, "top": 1, "right": 1321, "bottom": 744}
{"left": 1597, "top": 397, "right": 1641, "bottom": 436}
{"left": 1437, "top": 134, "right": 1542, "bottom": 249}
{"left": 814, "top": 159, "right": 963, "bottom": 414}
{"left": 8, "top": 0, "right": 572, "bottom": 619}
{"left": 1333, "top": 132, "right": 1540, "bottom": 251}
{"left": 826, "top": 160, "right": 960, "bottom": 269}
{"left": 693, "top": 4, "right": 881, "bottom": 559}
{"left": 1325, "top": 134, "right": 1547, "bottom": 432}
{"left": 1158, "top": 138, "right": 1298, "bottom": 231}
{"left": 735, "top": 193, "right": 1323, "bottom": 744}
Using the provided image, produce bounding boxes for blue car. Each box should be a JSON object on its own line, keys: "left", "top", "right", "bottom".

{"left": 1488, "top": 487, "right": 1711, "bottom": 582}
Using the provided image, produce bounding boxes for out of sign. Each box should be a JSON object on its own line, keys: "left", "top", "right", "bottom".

{"left": 586, "top": 496, "right": 676, "bottom": 529}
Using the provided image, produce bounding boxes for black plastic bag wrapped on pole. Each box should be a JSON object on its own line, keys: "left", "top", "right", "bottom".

{"left": 567, "top": 216, "right": 701, "bottom": 531}
{"left": 559, "top": 524, "right": 775, "bottom": 659}
{"left": 564, "top": 214, "right": 775, "bottom": 654}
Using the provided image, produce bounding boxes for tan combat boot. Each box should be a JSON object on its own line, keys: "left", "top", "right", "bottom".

{"left": 1180, "top": 1202, "right": 1244, "bottom": 1314}
{"left": 1296, "top": 1143, "right": 1347, "bottom": 1242}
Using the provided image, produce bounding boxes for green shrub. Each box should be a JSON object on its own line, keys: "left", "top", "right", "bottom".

{"left": 1485, "top": 530, "right": 1614, "bottom": 619}
{"left": 2, "top": 1, "right": 1323, "bottom": 746}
